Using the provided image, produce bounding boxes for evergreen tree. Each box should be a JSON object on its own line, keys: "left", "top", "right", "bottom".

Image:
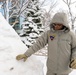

{"left": 20, "top": 0, "right": 44, "bottom": 48}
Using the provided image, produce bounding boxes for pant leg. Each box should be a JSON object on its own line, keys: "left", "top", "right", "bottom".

{"left": 46, "top": 72, "right": 54, "bottom": 75}
{"left": 46, "top": 72, "right": 68, "bottom": 75}
{"left": 57, "top": 74, "right": 68, "bottom": 75}
{"left": 46, "top": 70, "right": 54, "bottom": 75}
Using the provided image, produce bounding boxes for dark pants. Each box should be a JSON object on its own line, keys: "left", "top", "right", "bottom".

{"left": 46, "top": 73, "right": 68, "bottom": 75}
{"left": 46, "top": 71, "right": 68, "bottom": 75}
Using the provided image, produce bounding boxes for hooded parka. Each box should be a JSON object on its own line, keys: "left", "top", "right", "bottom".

{"left": 24, "top": 12, "right": 76, "bottom": 75}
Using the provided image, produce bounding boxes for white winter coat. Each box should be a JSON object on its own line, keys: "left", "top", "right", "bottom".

{"left": 24, "top": 12, "right": 76, "bottom": 75}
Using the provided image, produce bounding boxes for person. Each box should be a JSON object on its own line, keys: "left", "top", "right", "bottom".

{"left": 16, "top": 12, "right": 76, "bottom": 75}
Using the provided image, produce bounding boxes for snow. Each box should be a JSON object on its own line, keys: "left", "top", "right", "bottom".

{"left": 0, "top": 13, "right": 44, "bottom": 75}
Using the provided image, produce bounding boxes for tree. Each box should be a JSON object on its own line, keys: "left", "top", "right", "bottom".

{"left": 20, "top": 0, "right": 44, "bottom": 48}
{"left": 0, "top": 0, "right": 33, "bottom": 29}
{"left": 39, "top": 0, "right": 58, "bottom": 31}
{"left": 62, "top": 0, "right": 76, "bottom": 30}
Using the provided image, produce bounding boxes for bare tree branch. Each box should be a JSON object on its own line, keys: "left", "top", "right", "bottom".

{"left": 71, "top": 1, "right": 76, "bottom": 5}
{"left": 11, "top": 0, "right": 32, "bottom": 27}
{"left": 48, "top": 0, "right": 58, "bottom": 13}
{"left": 40, "top": 0, "right": 47, "bottom": 6}
{"left": 69, "top": 0, "right": 71, "bottom": 5}
{"left": 63, "top": 0, "right": 67, "bottom": 4}
{"left": 9, "top": 0, "right": 17, "bottom": 10}
{"left": 62, "top": 0, "right": 76, "bottom": 30}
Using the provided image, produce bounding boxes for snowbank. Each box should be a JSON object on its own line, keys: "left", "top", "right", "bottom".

{"left": 0, "top": 13, "right": 43, "bottom": 75}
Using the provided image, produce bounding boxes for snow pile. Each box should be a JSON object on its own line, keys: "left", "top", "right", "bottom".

{"left": 0, "top": 13, "right": 44, "bottom": 75}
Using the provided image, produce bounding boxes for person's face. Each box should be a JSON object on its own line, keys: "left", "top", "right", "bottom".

{"left": 53, "top": 23, "right": 63, "bottom": 30}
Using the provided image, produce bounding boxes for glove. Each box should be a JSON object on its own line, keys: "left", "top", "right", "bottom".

{"left": 16, "top": 54, "right": 28, "bottom": 61}
{"left": 70, "top": 59, "right": 76, "bottom": 69}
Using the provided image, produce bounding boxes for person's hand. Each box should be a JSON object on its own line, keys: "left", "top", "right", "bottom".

{"left": 70, "top": 59, "right": 76, "bottom": 69}
{"left": 16, "top": 54, "right": 28, "bottom": 61}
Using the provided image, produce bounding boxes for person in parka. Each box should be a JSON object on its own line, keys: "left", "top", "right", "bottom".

{"left": 16, "top": 12, "right": 76, "bottom": 75}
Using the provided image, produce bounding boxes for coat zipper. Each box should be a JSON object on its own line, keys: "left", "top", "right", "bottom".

{"left": 56, "top": 33, "right": 61, "bottom": 73}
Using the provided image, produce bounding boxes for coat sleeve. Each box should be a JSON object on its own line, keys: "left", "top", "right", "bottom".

{"left": 24, "top": 31, "right": 48, "bottom": 57}
{"left": 71, "top": 31, "right": 76, "bottom": 60}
